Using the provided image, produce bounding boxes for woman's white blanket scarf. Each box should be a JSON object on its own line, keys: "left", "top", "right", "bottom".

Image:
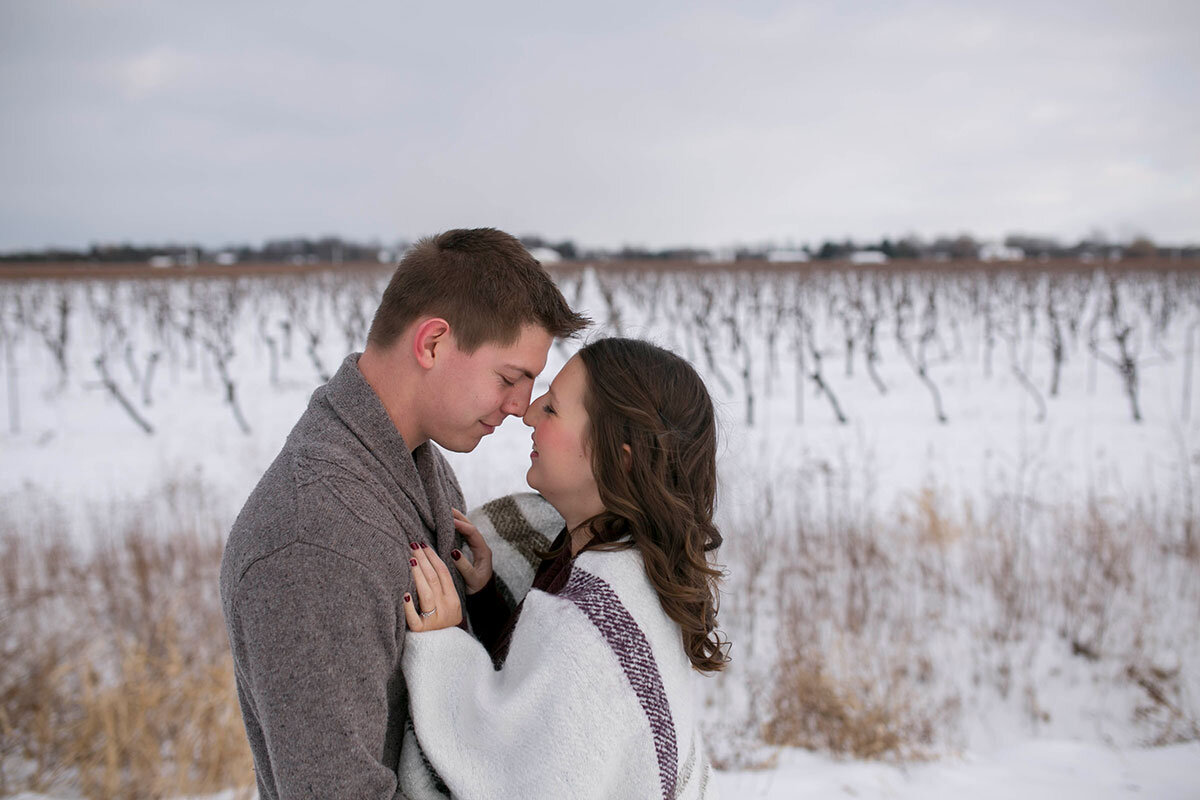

{"left": 400, "top": 493, "right": 717, "bottom": 800}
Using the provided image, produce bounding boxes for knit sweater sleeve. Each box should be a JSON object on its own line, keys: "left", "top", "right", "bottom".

{"left": 401, "top": 582, "right": 668, "bottom": 800}
{"left": 229, "top": 541, "right": 408, "bottom": 800}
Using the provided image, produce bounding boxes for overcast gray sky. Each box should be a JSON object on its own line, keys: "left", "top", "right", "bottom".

{"left": 2, "top": 0, "right": 1197, "bottom": 251}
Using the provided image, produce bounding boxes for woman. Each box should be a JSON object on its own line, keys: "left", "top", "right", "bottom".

{"left": 400, "top": 337, "right": 726, "bottom": 800}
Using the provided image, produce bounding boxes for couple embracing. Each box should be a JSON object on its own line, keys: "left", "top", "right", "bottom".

{"left": 220, "top": 228, "right": 725, "bottom": 799}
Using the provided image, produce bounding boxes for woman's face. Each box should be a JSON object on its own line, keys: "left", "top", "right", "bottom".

{"left": 522, "top": 354, "right": 604, "bottom": 529}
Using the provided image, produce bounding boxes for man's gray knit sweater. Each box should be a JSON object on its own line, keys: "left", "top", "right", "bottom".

{"left": 220, "top": 353, "right": 465, "bottom": 800}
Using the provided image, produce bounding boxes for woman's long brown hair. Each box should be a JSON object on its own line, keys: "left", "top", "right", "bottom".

{"left": 571, "top": 337, "right": 729, "bottom": 673}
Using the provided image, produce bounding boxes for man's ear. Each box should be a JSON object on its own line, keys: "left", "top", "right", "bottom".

{"left": 412, "top": 318, "right": 451, "bottom": 369}
{"left": 621, "top": 443, "right": 632, "bottom": 471}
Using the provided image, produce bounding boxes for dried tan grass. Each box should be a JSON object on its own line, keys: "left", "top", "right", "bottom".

{"left": 737, "top": 459, "right": 1200, "bottom": 763}
{"left": 0, "top": 487, "right": 254, "bottom": 799}
{"left": 761, "top": 643, "right": 940, "bottom": 762}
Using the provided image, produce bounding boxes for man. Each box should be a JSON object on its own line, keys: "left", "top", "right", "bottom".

{"left": 220, "top": 228, "right": 589, "bottom": 799}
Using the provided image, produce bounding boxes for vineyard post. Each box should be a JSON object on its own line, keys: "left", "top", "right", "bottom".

{"left": 304, "top": 329, "right": 329, "bottom": 383}
{"left": 764, "top": 279, "right": 786, "bottom": 398}
{"left": 860, "top": 275, "right": 887, "bottom": 395}
{"left": 204, "top": 339, "right": 252, "bottom": 435}
{"left": 27, "top": 286, "right": 72, "bottom": 391}
{"left": 258, "top": 314, "right": 280, "bottom": 387}
{"left": 293, "top": 281, "right": 329, "bottom": 383}
{"left": 93, "top": 353, "right": 154, "bottom": 435}
{"left": 1084, "top": 272, "right": 1105, "bottom": 395}
{"left": 1046, "top": 292, "right": 1065, "bottom": 398}
{"left": 801, "top": 313, "right": 848, "bottom": 425}
{"left": 1006, "top": 330, "right": 1047, "bottom": 423}
{"left": 839, "top": 273, "right": 859, "bottom": 379}
{"left": 123, "top": 341, "right": 141, "bottom": 387}
{"left": 894, "top": 278, "right": 948, "bottom": 424}
{"left": 1091, "top": 276, "right": 1143, "bottom": 423}
{"left": 279, "top": 319, "right": 293, "bottom": 360}
{"left": 982, "top": 273, "right": 996, "bottom": 379}
{"left": 1021, "top": 274, "right": 1040, "bottom": 376}
{"left": 691, "top": 279, "right": 733, "bottom": 396}
{"left": 141, "top": 352, "right": 161, "bottom": 406}
{"left": 598, "top": 274, "right": 623, "bottom": 335}
{"left": 788, "top": 294, "right": 805, "bottom": 425}
{"left": 1184, "top": 320, "right": 1198, "bottom": 421}
{"left": 721, "top": 293, "right": 755, "bottom": 427}
{"left": 2, "top": 299, "right": 18, "bottom": 435}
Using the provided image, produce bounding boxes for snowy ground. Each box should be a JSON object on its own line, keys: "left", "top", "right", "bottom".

{"left": 4, "top": 742, "right": 1198, "bottom": 799}
{"left": 715, "top": 740, "right": 1200, "bottom": 799}
{"left": 2, "top": 265, "right": 1198, "bottom": 796}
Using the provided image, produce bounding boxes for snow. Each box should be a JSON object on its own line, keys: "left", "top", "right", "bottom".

{"left": 715, "top": 740, "right": 1200, "bottom": 799}
{"left": 8, "top": 742, "right": 1194, "bottom": 799}
{"left": 2, "top": 264, "right": 1198, "bottom": 797}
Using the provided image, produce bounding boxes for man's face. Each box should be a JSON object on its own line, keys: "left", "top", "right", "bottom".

{"left": 422, "top": 324, "right": 554, "bottom": 453}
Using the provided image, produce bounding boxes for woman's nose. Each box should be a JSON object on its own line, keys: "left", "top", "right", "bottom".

{"left": 523, "top": 395, "right": 544, "bottom": 427}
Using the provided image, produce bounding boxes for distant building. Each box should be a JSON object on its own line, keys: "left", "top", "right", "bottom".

{"left": 697, "top": 248, "right": 736, "bottom": 263}
{"left": 766, "top": 249, "right": 810, "bottom": 263}
{"left": 849, "top": 250, "right": 888, "bottom": 265}
{"left": 980, "top": 242, "right": 1025, "bottom": 262}
{"left": 215, "top": 251, "right": 237, "bottom": 266}
{"left": 528, "top": 246, "right": 562, "bottom": 264}
{"left": 149, "top": 255, "right": 174, "bottom": 268}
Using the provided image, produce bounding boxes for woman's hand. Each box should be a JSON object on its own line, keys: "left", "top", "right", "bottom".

{"left": 450, "top": 508, "right": 493, "bottom": 594}
{"left": 403, "top": 543, "right": 463, "bottom": 632}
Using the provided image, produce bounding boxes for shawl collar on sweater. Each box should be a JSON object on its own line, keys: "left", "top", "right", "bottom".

{"left": 320, "top": 353, "right": 457, "bottom": 552}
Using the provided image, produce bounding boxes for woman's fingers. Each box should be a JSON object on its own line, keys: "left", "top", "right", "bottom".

{"left": 411, "top": 543, "right": 441, "bottom": 594}
{"left": 450, "top": 509, "right": 493, "bottom": 594}
{"left": 452, "top": 510, "right": 488, "bottom": 550}
{"left": 409, "top": 549, "right": 437, "bottom": 615}
{"left": 406, "top": 542, "right": 462, "bottom": 630}
{"left": 450, "top": 548, "right": 477, "bottom": 583}
{"left": 428, "top": 544, "right": 457, "bottom": 597}
{"left": 402, "top": 592, "right": 424, "bottom": 632}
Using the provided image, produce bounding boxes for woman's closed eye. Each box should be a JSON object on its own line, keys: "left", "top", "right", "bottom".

{"left": 542, "top": 403, "right": 556, "bottom": 415}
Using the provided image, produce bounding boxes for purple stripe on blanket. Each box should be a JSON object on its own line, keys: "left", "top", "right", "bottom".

{"left": 560, "top": 568, "right": 677, "bottom": 800}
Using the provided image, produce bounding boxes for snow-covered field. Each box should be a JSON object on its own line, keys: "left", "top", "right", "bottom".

{"left": 2, "top": 264, "right": 1198, "bottom": 797}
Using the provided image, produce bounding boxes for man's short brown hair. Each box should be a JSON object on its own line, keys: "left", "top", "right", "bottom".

{"left": 367, "top": 228, "right": 589, "bottom": 352}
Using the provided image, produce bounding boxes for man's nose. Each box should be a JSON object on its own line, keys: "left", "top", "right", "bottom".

{"left": 504, "top": 385, "right": 532, "bottom": 417}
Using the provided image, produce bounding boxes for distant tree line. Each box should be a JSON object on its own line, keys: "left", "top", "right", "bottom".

{"left": 0, "top": 237, "right": 396, "bottom": 265}
{"left": 755, "top": 233, "right": 1197, "bottom": 262}
{"left": 2, "top": 232, "right": 1196, "bottom": 266}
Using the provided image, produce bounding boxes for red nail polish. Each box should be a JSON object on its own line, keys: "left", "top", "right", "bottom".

{"left": 420, "top": 542, "right": 429, "bottom": 549}
{"left": 410, "top": 558, "right": 418, "bottom": 566}
{"left": 451, "top": 550, "right": 461, "bottom": 560}
{"left": 404, "top": 593, "right": 411, "bottom": 602}
{"left": 410, "top": 542, "right": 419, "bottom": 550}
